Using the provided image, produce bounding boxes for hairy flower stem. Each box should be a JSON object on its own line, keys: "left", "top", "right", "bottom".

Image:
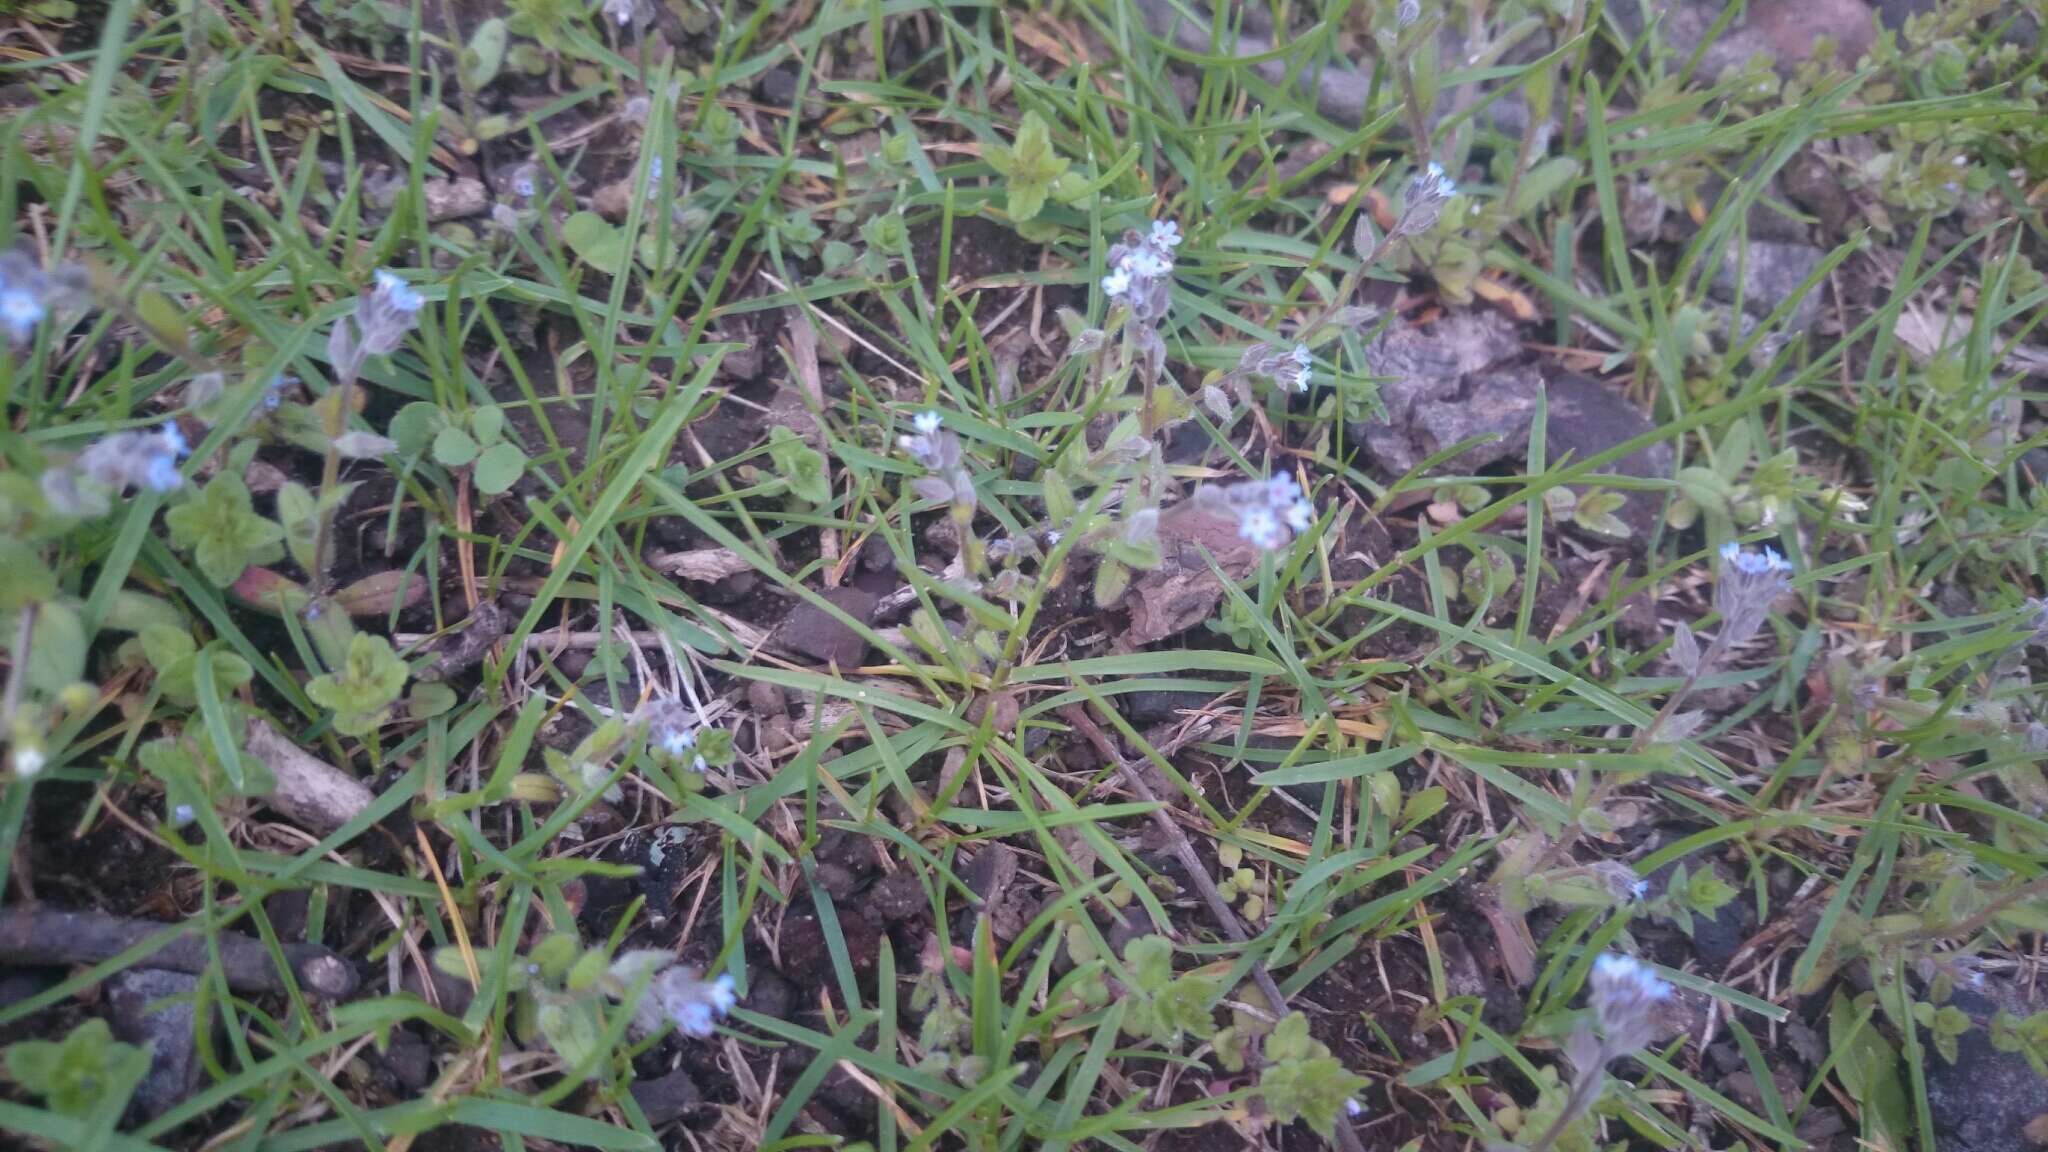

{"left": 1626, "top": 628, "right": 1729, "bottom": 754}
{"left": 1522, "top": 1059, "right": 1607, "bottom": 1152}
{"left": 1397, "top": 54, "right": 1435, "bottom": 167}
{"left": 306, "top": 372, "right": 353, "bottom": 595}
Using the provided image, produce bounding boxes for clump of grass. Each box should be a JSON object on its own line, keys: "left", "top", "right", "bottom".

{"left": 2, "top": 1, "right": 2047, "bottom": 1150}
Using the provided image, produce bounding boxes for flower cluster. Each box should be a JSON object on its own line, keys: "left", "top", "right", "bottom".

{"left": 637, "top": 698, "right": 708, "bottom": 773}
{"left": 1239, "top": 342, "right": 1315, "bottom": 394}
{"left": 644, "top": 967, "right": 737, "bottom": 1038}
{"left": 1713, "top": 543, "right": 1793, "bottom": 651}
{"left": 0, "top": 250, "right": 84, "bottom": 345}
{"left": 1101, "top": 219, "right": 1180, "bottom": 324}
{"left": 899, "top": 410, "right": 977, "bottom": 515}
{"left": 1194, "top": 473, "right": 1316, "bottom": 552}
{"left": 1514, "top": 952, "right": 1671, "bottom": 1152}
{"left": 1392, "top": 161, "right": 1458, "bottom": 238}
{"left": 40, "top": 421, "right": 188, "bottom": 517}
{"left": 1588, "top": 952, "right": 1670, "bottom": 1058}
{"left": 327, "top": 269, "right": 425, "bottom": 387}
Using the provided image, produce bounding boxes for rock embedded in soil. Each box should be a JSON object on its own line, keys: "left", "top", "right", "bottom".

{"left": 1122, "top": 688, "right": 1214, "bottom": 725}
{"left": 1540, "top": 372, "right": 1676, "bottom": 541}
{"left": 775, "top": 585, "right": 879, "bottom": 668}
{"left": 381, "top": 1028, "right": 435, "bottom": 1091}
{"left": 867, "top": 869, "right": 928, "bottom": 924}
{"left": 1923, "top": 984, "right": 2047, "bottom": 1152}
{"left": 1353, "top": 310, "right": 1525, "bottom": 475}
{"left": 1119, "top": 502, "right": 1263, "bottom": 646}
{"left": 106, "top": 968, "right": 204, "bottom": 1119}
{"left": 1709, "top": 240, "right": 1826, "bottom": 335}
{"left": 1354, "top": 313, "right": 1672, "bottom": 536}
{"left": 629, "top": 1066, "right": 703, "bottom": 1126}
{"left": 1615, "top": 0, "right": 1878, "bottom": 78}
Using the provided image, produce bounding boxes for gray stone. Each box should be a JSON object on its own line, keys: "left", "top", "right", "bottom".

{"left": 776, "top": 586, "right": 878, "bottom": 668}
{"left": 1709, "top": 240, "right": 1825, "bottom": 335}
{"left": 1611, "top": 0, "right": 1878, "bottom": 78}
{"left": 1924, "top": 986, "right": 2047, "bottom": 1152}
{"left": 1356, "top": 311, "right": 1528, "bottom": 476}
{"left": 1123, "top": 689, "right": 1213, "bottom": 725}
{"left": 1355, "top": 314, "right": 1672, "bottom": 538}
{"left": 106, "top": 968, "right": 203, "bottom": 1119}
{"left": 1542, "top": 372, "right": 1675, "bottom": 540}
{"left": 630, "top": 1067, "right": 703, "bottom": 1126}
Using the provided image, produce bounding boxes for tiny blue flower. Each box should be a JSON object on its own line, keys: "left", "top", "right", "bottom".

{"left": 159, "top": 421, "right": 189, "bottom": 459}
{"left": 372, "top": 270, "right": 425, "bottom": 315}
{"left": 1590, "top": 952, "right": 1670, "bottom": 1056}
{"left": 1125, "top": 248, "right": 1172, "bottom": 280}
{"left": 654, "top": 968, "right": 736, "bottom": 1038}
{"left": 1238, "top": 505, "right": 1283, "bottom": 550}
{"left": 172, "top": 804, "right": 196, "bottom": 827}
{"left": 1713, "top": 542, "right": 1793, "bottom": 652}
{"left": 675, "top": 1002, "right": 714, "bottom": 1036}
{"left": 1149, "top": 219, "right": 1182, "bottom": 250}
{"left": 141, "top": 454, "right": 183, "bottom": 493}
{"left": 513, "top": 176, "right": 536, "bottom": 198}
{"left": 1101, "top": 264, "right": 1132, "bottom": 298}
{"left": 0, "top": 286, "right": 45, "bottom": 344}
{"left": 914, "top": 410, "right": 942, "bottom": 436}
{"left": 1426, "top": 160, "right": 1456, "bottom": 198}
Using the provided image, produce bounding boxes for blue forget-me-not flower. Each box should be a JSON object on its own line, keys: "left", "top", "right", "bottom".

{"left": 1714, "top": 543, "right": 1792, "bottom": 652}
{"left": 1195, "top": 473, "right": 1316, "bottom": 552}
{"left": 41, "top": 421, "right": 189, "bottom": 517}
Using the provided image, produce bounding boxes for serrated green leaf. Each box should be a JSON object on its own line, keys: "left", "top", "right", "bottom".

{"left": 306, "top": 633, "right": 410, "bottom": 736}
{"left": 165, "top": 473, "right": 286, "bottom": 587}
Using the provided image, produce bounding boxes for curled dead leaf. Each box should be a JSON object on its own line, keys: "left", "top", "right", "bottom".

{"left": 649, "top": 548, "right": 753, "bottom": 583}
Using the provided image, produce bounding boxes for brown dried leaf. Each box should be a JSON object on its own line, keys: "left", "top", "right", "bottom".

{"left": 1119, "top": 504, "right": 1259, "bottom": 647}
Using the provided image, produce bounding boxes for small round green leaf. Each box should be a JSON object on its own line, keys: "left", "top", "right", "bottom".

{"left": 433, "top": 425, "right": 480, "bottom": 468}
